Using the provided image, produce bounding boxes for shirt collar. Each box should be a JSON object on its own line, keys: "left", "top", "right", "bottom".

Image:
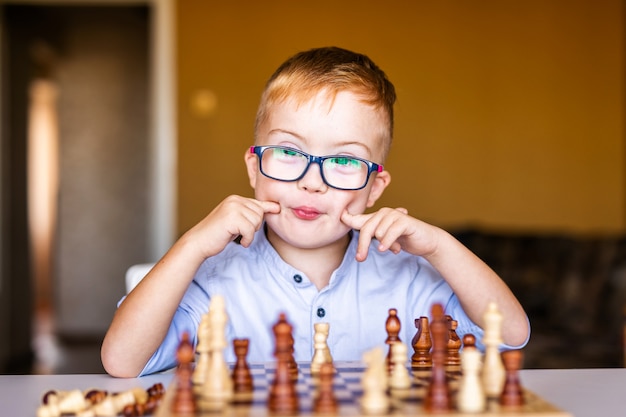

{"left": 250, "top": 224, "right": 360, "bottom": 288}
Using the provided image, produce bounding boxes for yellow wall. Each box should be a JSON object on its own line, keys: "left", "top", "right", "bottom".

{"left": 177, "top": 0, "right": 625, "bottom": 236}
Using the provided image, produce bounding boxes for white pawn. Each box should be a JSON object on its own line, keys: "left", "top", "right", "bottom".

{"left": 389, "top": 341, "right": 412, "bottom": 390}
{"left": 311, "top": 322, "right": 332, "bottom": 375}
{"left": 482, "top": 302, "right": 505, "bottom": 398}
{"left": 457, "top": 334, "right": 486, "bottom": 413}
{"left": 360, "top": 347, "right": 389, "bottom": 414}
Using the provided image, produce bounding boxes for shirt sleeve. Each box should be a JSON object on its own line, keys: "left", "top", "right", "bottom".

{"left": 410, "top": 256, "right": 530, "bottom": 354}
{"left": 137, "top": 262, "right": 214, "bottom": 376}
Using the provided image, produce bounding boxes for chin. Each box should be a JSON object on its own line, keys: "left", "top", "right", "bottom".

{"left": 267, "top": 219, "right": 351, "bottom": 249}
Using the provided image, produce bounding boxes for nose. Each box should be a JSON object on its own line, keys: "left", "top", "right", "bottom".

{"left": 297, "top": 160, "right": 327, "bottom": 192}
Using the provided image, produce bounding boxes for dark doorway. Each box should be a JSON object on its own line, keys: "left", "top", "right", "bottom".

{"left": 0, "top": 5, "right": 151, "bottom": 374}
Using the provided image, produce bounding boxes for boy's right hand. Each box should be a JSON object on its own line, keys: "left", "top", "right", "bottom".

{"left": 185, "top": 195, "right": 280, "bottom": 259}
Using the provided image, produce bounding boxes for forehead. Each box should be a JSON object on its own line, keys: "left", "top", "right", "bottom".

{"left": 260, "top": 90, "right": 390, "bottom": 161}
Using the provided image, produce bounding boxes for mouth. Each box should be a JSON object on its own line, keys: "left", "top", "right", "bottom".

{"left": 291, "top": 206, "right": 322, "bottom": 220}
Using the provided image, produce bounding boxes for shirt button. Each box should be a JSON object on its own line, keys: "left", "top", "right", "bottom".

{"left": 293, "top": 274, "right": 303, "bottom": 283}
{"left": 317, "top": 307, "right": 326, "bottom": 318}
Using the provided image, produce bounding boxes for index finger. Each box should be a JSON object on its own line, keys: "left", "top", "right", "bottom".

{"left": 341, "top": 210, "right": 372, "bottom": 230}
{"left": 256, "top": 200, "right": 281, "bottom": 214}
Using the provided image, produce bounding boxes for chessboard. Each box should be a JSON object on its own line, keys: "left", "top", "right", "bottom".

{"left": 154, "top": 361, "right": 572, "bottom": 417}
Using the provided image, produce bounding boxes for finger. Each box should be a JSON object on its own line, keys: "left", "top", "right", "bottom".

{"left": 258, "top": 200, "right": 281, "bottom": 214}
{"left": 375, "top": 217, "right": 405, "bottom": 251}
{"left": 341, "top": 210, "right": 372, "bottom": 230}
{"left": 235, "top": 220, "right": 261, "bottom": 247}
{"left": 355, "top": 231, "right": 373, "bottom": 262}
{"left": 396, "top": 207, "right": 408, "bottom": 215}
{"left": 388, "top": 241, "right": 402, "bottom": 255}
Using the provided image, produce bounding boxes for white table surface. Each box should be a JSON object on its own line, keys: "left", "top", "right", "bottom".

{"left": 2, "top": 368, "right": 624, "bottom": 416}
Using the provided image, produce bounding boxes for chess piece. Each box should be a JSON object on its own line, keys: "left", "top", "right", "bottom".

{"left": 313, "top": 362, "right": 338, "bottom": 414}
{"left": 193, "top": 312, "right": 211, "bottom": 386}
{"left": 360, "top": 347, "right": 389, "bottom": 414}
{"left": 482, "top": 302, "right": 506, "bottom": 399}
{"left": 200, "top": 295, "right": 233, "bottom": 408}
{"left": 445, "top": 315, "right": 461, "bottom": 367}
{"left": 500, "top": 349, "right": 525, "bottom": 407}
{"left": 411, "top": 316, "right": 432, "bottom": 369}
{"left": 389, "top": 341, "right": 412, "bottom": 390}
{"left": 457, "top": 334, "right": 486, "bottom": 413}
{"left": 268, "top": 313, "right": 299, "bottom": 415}
{"left": 56, "top": 390, "right": 89, "bottom": 415}
{"left": 424, "top": 304, "right": 451, "bottom": 412}
{"left": 311, "top": 322, "right": 332, "bottom": 375}
{"left": 172, "top": 332, "right": 196, "bottom": 416}
{"left": 385, "top": 308, "right": 401, "bottom": 373}
{"left": 232, "top": 338, "right": 254, "bottom": 398}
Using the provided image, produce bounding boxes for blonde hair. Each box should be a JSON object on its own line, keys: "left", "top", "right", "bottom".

{"left": 254, "top": 47, "right": 396, "bottom": 159}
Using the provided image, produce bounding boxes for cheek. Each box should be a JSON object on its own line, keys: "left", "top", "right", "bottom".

{"left": 253, "top": 177, "right": 284, "bottom": 201}
{"left": 340, "top": 192, "right": 371, "bottom": 215}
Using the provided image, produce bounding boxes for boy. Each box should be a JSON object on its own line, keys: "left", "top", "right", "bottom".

{"left": 101, "top": 47, "right": 529, "bottom": 378}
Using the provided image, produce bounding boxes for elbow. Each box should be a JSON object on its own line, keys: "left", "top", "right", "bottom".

{"left": 100, "top": 340, "right": 142, "bottom": 378}
{"left": 504, "top": 315, "right": 531, "bottom": 348}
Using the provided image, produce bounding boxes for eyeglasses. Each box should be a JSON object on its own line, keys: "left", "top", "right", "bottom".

{"left": 250, "top": 145, "right": 383, "bottom": 191}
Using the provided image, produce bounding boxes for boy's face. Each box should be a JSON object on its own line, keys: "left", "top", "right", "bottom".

{"left": 245, "top": 90, "right": 391, "bottom": 250}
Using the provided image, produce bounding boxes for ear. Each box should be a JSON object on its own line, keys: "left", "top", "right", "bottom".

{"left": 244, "top": 147, "right": 258, "bottom": 189}
{"left": 365, "top": 170, "right": 391, "bottom": 208}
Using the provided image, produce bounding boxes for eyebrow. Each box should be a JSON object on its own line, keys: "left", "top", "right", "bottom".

{"left": 267, "top": 129, "right": 374, "bottom": 156}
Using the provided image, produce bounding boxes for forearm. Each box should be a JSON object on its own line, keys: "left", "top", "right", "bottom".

{"left": 101, "top": 236, "right": 205, "bottom": 377}
{"left": 424, "top": 228, "right": 529, "bottom": 347}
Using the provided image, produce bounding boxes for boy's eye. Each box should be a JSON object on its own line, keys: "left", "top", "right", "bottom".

{"left": 327, "top": 157, "right": 361, "bottom": 169}
{"left": 272, "top": 148, "right": 300, "bottom": 158}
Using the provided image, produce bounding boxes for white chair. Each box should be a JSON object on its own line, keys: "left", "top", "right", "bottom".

{"left": 125, "top": 263, "right": 154, "bottom": 293}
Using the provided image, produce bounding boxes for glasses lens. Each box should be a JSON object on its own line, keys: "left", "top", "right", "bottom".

{"left": 261, "top": 147, "right": 308, "bottom": 180}
{"left": 322, "top": 157, "right": 368, "bottom": 189}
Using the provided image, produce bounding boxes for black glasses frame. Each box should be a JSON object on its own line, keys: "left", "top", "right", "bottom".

{"left": 249, "top": 145, "right": 383, "bottom": 191}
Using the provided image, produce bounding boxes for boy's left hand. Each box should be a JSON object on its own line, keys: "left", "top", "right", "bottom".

{"left": 341, "top": 208, "right": 439, "bottom": 262}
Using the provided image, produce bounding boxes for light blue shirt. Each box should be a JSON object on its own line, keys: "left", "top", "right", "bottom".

{"left": 138, "top": 228, "right": 528, "bottom": 376}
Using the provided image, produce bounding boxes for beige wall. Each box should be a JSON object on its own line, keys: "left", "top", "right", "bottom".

{"left": 177, "top": 0, "right": 625, "bottom": 236}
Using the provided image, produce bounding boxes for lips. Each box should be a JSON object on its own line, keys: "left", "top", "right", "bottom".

{"left": 292, "top": 206, "right": 322, "bottom": 220}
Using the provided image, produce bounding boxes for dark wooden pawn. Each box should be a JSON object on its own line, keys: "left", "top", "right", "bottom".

{"left": 500, "top": 350, "right": 525, "bottom": 407}
{"left": 172, "top": 332, "right": 196, "bottom": 416}
{"left": 313, "top": 363, "right": 338, "bottom": 414}
{"left": 232, "top": 338, "right": 254, "bottom": 395}
{"left": 385, "top": 308, "right": 402, "bottom": 373}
